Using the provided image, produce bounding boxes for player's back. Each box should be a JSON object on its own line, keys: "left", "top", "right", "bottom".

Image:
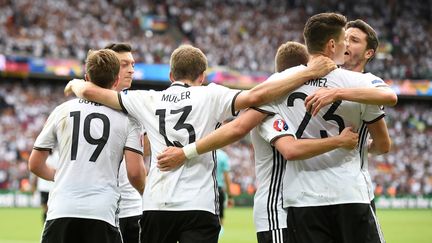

{"left": 119, "top": 82, "right": 239, "bottom": 214}
{"left": 261, "top": 66, "right": 385, "bottom": 206}
{"left": 35, "top": 98, "right": 141, "bottom": 226}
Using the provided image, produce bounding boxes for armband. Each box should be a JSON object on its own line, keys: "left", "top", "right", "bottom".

{"left": 182, "top": 143, "right": 199, "bottom": 159}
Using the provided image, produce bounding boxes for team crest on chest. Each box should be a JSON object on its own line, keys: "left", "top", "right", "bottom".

{"left": 273, "top": 119, "right": 288, "bottom": 132}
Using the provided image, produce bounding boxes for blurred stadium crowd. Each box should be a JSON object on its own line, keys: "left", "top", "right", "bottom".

{"left": 0, "top": 0, "right": 431, "bottom": 79}
{"left": 0, "top": 0, "right": 431, "bottom": 198}
{"left": 0, "top": 82, "right": 431, "bottom": 197}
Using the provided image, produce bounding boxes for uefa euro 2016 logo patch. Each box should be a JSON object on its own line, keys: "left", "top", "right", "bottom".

{"left": 273, "top": 119, "right": 288, "bottom": 132}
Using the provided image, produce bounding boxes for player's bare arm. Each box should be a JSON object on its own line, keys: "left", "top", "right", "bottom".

{"left": 157, "top": 109, "right": 267, "bottom": 171}
{"left": 367, "top": 118, "right": 391, "bottom": 155}
{"left": 233, "top": 56, "right": 337, "bottom": 111}
{"left": 64, "top": 79, "right": 122, "bottom": 110}
{"left": 124, "top": 150, "right": 146, "bottom": 194}
{"left": 273, "top": 127, "right": 358, "bottom": 160}
{"left": 28, "top": 150, "right": 56, "bottom": 181}
{"left": 305, "top": 86, "right": 398, "bottom": 116}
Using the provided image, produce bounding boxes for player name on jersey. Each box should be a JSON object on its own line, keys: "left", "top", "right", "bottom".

{"left": 78, "top": 98, "right": 102, "bottom": 106}
{"left": 304, "top": 78, "right": 328, "bottom": 87}
{"left": 161, "top": 91, "right": 191, "bottom": 103}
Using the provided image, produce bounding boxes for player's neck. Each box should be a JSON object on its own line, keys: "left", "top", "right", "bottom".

{"left": 174, "top": 79, "right": 201, "bottom": 87}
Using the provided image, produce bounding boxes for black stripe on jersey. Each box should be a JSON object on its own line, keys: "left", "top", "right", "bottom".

{"left": 124, "top": 147, "right": 144, "bottom": 156}
{"left": 358, "top": 122, "right": 368, "bottom": 169}
{"left": 212, "top": 149, "right": 219, "bottom": 215}
{"left": 231, "top": 91, "right": 242, "bottom": 117}
{"left": 211, "top": 122, "right": 223, "bottom": 215}
{"left": 33, "top": 147, "right": 52, "bottom": 152}
{"left": 118, "top": 93, "right": 128, "bottom": 114}
{"left": 364, "top": 114, "right": 385, "bottom": 124}
{"left": 266, "top": 147, "right": 285, "bottom": 231}
{"left": 251, "top": 107, "right": 276, "bottom": 116}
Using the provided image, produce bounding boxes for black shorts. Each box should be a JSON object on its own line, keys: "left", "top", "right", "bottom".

{"left": 257, "top": 228, "right": 288, "bottom": 243}
{"left": 218, "top": 187, "right": 226, "bottom": 219}
{"left": 140, "top": 210, "right": 220, "bottom": 243}
{"left": 287, "top": 203, "right": 385, "bottom": 243}
{"left": 119, "top": 214, "right": 141, "bottom": 243}
{"left": 40, "top": 191, "right": 49, "bottom": 205}
{"left": 42, "top": 217, "right": 122, "bottom": 243}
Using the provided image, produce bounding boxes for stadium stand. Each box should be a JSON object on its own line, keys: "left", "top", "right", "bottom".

{"left": 0, "top": 0, "right": 431, "bottom": 79}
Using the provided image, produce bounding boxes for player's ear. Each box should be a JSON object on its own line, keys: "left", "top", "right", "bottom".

{"left": 113, "top": 75, "right": 120, "bottom": 89}
{"left": 169, "top": 72, "right": 176, "bottom": 83}
{"left": 365, "top": 49, "right": 374, "bottom": 60}
{"left": 327, "top": 39, "right": 336, "bottom": 55}
{"left": 84, "top": 74, "right": 89, "bottom": 81}
{"left": 198, "top": 72, "right": 205, "bottom": 85}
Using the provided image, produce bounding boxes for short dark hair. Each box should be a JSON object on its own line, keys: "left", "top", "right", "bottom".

{"left": 104, "top": 43, "right": 132, "bottom": 53}
{"left": 346, "top": 19, "right": 379, "bottom": 61}
{"left": 275, "top": 41, "right": 309, "bottom": 72}
{"left": 303, "top": 13, "right": 347, "bottom": 54}
{"left": 86, "top": 49, "right": 120, "bottom": 88}
{"left": 170, "top": 45, "right": 207, "bottom": 81}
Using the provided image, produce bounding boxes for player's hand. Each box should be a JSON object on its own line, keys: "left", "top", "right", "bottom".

{"left": 305, "top": 88, "right": 338, "bottom": 116}
{"left": 338, "top": 127, "right": 358, "bottom": 149}
{"left": 307, "top": 55, "right": 337, "bottom": 78}
{"left": 64, "top": 79, "right": 85, "bottom": 96}
{"left": 157, "top": 147, "right": 187, "bottom": 171}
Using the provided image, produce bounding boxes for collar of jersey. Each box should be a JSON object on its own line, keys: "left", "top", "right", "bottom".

{"left": 171, "top": 81, "right": 190, "bottom": 88}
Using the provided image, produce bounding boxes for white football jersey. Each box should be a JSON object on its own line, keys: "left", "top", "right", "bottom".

{"left": 251, "top": 113, "right": 295, "bottom": 232}
{"left": 119, "top": 82, "right": 240, "bottom": 214}
{"left": 33, "top": 98, "right": 142, "bottom": 226}
{"left": 259, "top": 66, "right": 386, "bottom": 207}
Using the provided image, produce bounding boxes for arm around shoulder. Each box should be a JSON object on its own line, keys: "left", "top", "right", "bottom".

{"left": 65, "top": 79, "right": 122, "bottom": 110}
{"left": 336, "top": 86, "right": 397, "bottom": 106}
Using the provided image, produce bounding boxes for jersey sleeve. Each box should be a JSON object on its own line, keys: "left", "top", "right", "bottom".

{"left": 361, "top": 104, "right": 385, "bottom": 124}
{"left": 207, "top": 83, "right": 242, "bottom": 122}
{"left": 124, "top": 117, "right": 144, "bottom": 155}
{"left": 334, "top": 69, "right": 387, "bottom": 89}
{"left": 33, "top": 106, "right": 60, "bottom": 151}
{"left": 118, "top": 90, "right": 151, "bottom": 121}
{"left": 257, "top": 113, "right": 296, "bottom": 144}
{"left": 364, "top": 73, "right": 389, "bottom": 88}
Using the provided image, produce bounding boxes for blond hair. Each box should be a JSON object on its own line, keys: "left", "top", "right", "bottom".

{"left": 170, "top": 45, "right": 207, "bottom": 81}
{"left": 275, "top": 42, "right": 309, "bottom": 72}
{"left": 85, "top": 49, "right": 120, "bottom": 88}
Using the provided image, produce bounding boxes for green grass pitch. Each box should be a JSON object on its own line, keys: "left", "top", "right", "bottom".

{"left": 0, "top": 207, "right": 431, "bottom": 243}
